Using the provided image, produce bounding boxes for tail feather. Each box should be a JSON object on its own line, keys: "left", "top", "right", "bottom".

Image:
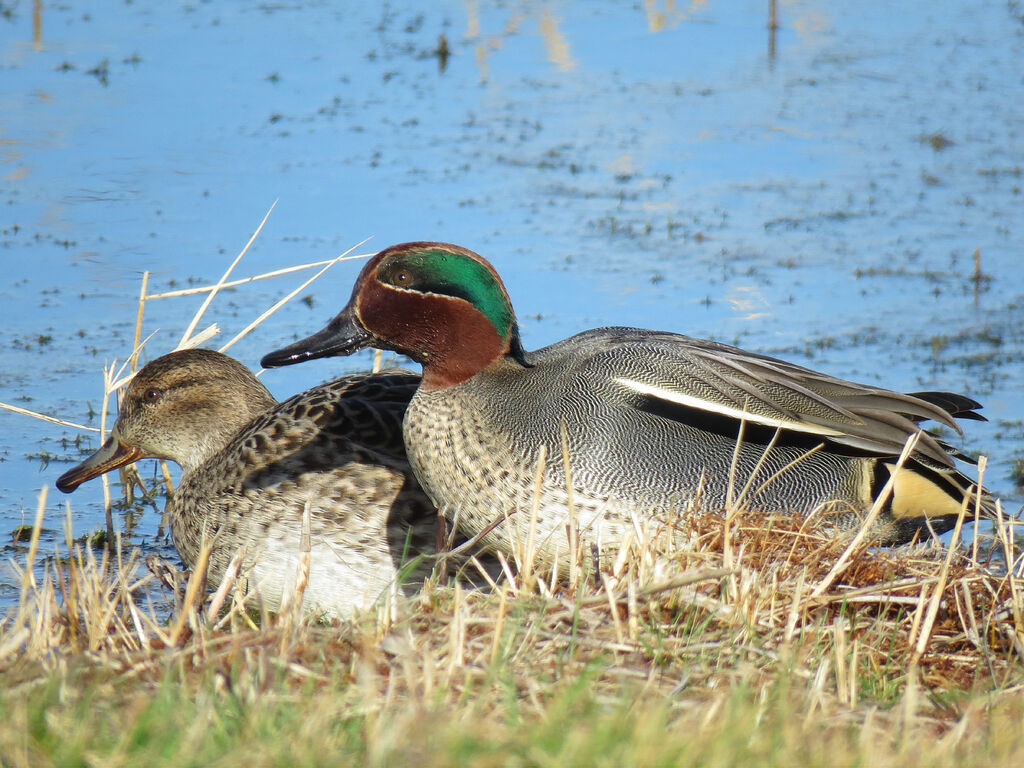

{"left": 907, "top": 391, "right": 986, "bottom": 423}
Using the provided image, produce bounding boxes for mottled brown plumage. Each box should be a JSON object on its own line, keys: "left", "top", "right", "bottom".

{"left": 57, "top": 349, "right": 435, "bottom": 619}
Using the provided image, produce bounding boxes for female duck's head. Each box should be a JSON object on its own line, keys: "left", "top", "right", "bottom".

{"left": 57, "top": 349, "right": 276, "bottom": 491}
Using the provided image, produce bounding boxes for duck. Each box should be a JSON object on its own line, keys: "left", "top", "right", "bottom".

{"left": 56, "top": 348, "right": 437, "bottom": 620}
{"left": 260, "top": 241, "right": 998, "bottom": 568}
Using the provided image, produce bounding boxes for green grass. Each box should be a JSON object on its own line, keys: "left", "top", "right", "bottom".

{"left": 3, "top": 628, "right": 1022, "bottom": 767}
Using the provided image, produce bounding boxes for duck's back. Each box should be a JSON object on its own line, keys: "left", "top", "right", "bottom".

{"left": 172, "top": 371, "right": 435, "bottom": 618}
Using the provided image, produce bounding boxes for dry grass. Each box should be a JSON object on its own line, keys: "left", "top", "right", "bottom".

{"left": 0, "top": 480, "right": 1021, "bottom": 765}
{"left": 2, "top": 218, "right": 1023, "bottom": 764}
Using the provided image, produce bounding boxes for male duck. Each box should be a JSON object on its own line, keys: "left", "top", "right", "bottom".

{"left": 261, "top": 242, "right": 998, "bottom": 567}
{"left": 57, "top": 348, "right": 436, "bottom": 619}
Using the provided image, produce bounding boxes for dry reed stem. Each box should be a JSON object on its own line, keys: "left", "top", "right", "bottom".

{"left": 146, "top": 258, "right": 356, "bottom": 299}
{"left": 206, "top": 548, "right": 246, "bottom": 623}
{"left": 521, "top": 444, "right": 547, "bottom": 590}
{"left": 912, "top": 458, "right": 985, "bottom": 662}
{"left": 0, "top": 402, "right": 98, "bottom": 432}
{"left": 810, "top": 431, "right": 921, "bottom": 598}
{"left": 130, "top": 270, "right": 150, "bottom": 373}
{"left": 221, "top": 237, "right": 372, "bottom": 354}
{"left": 180, "top": 201, "right": 277, "bottom": 348}
{"left": 96, "top": 361, "right": 116, "bottom": 520}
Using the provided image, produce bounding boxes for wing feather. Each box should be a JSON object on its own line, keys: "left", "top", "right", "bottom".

{"left": 578, "top": 328, "right": 975, "bottom": 469}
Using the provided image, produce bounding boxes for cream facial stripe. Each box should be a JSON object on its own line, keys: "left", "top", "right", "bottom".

{"left": 613, "top": 377, "right": 845, "bottom": 437}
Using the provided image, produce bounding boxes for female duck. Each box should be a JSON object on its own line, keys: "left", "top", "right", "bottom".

{"left": 57, "top": 348, "right": 435, "bottom": 619}
{"left": 261, "top": 242, "right": 997, "bottom": 567}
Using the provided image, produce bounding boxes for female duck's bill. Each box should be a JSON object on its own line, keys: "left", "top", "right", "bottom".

{"left": 57, "top": 436, "right": 144, "bottom": 493}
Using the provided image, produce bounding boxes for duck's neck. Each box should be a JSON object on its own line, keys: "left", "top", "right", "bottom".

{"left": 360, "top": 279, "right": 521, "bottom": 390}
{"left": 419, "top": 300, "right": 510, "bottom": 390}
{"left": 173, "top": 385, "right": 278, "bottom": 473}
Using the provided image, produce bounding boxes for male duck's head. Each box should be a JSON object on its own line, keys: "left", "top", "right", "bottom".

{"left": 262, "top": 242, "right": 527, "bottom": 388}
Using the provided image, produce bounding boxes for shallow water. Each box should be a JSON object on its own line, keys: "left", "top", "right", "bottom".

{"left": 2, "top": 1, "right": 1022, "bottom": 602}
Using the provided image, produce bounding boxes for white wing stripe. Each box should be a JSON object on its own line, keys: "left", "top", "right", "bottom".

{"left": 614, "top": 377, "right": 845, "bottom": 437}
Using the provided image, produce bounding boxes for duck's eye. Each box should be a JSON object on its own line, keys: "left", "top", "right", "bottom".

{"left": 143, "top": 388, "right": 161, "bottom": 403}
{"left": 394, "top": 271, "right": 410, "bottom": 285}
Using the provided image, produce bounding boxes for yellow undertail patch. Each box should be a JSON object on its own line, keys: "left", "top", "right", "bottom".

{"left": 882, "top": 462, "right": 966, "bottom": 519}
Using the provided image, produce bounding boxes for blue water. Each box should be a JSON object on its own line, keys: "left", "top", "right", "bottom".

{"left": 2, "top": 1, "right": 1022, "bottom": 601}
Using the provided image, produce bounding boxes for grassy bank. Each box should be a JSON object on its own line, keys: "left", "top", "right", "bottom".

{"left": 1, "top": 486, "right": 1021, "bottom": 766}
{"left": 3, "top": 234, "right": 1021, "bottom": 765}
